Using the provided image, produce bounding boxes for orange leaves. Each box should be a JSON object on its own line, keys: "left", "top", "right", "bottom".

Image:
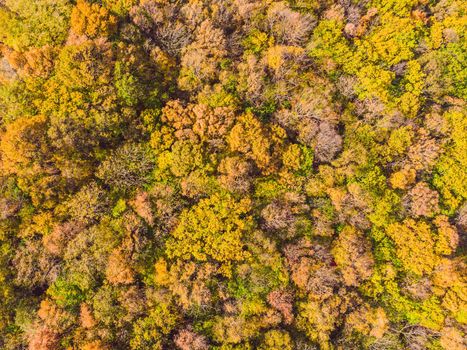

{"left": 71, "top": 0, "right": 117, "bottom": 39}
{"left": 0, "top": 115, "right": 49, "bottom": 177}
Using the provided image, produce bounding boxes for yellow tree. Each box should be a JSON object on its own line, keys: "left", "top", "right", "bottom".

{"left": 166, "top": 193, "right": 252, "bottom": 269}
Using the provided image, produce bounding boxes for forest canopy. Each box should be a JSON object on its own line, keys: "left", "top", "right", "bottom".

{"left": 0, "top": 0, "right": 466, "bottom": 349}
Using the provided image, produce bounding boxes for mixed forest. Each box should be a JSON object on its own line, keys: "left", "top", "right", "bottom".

{"left": 0, "top": 0, "right": 466, "bottom": 349}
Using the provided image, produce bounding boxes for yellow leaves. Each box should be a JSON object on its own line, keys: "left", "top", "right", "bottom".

{"left": 282, "top": 144, "right": 302, "bottom": 171}
{"left": 431, "top": 259, "right": 466, "bottom": 323}
{"left": 150, "top": 125, "right": 175, "bottom": 152}
{"left": 306, "top": 165, "right": 338, "bottom": 197}
{"left": 281, "top": 144, "right": 314, "bottom": 173}
{"left": 71, "top": 0, "right": 117, "bottom": 39}
{"left": 355, "top": 65, "right": 394, "bottom": 102}
{"left": 264, "top": 45, "right": 304, "bottom": 71}
{"left": 327, "top": 187, "right": 346, "bottom": 212}
{"left": 308, "top": 19, "right": 353, "bottom": 71}
{"left": 53, "top": 40, "right": 115, "bottom": 89}
{"left": 398, "top": 60, "right": 425, "bottom": 117}
{"left": 81, "top": 341, "right": 109, "bottom": 350}
{"left": 243, "top": 30, "right": 274, "bottom": 54}
{"left": 153, "top": 259, "right": 214, "bottom": 310}
{"left": 360, "top": 12, "right": 419, "bottom": 65}
{"left": 430, "top": 21, "right": 444, "bottom": 49}
{"left": 166, "top": 193, "right": 252, "bottom": 266}
{"left": 389, "top": 167, "right": 416, "bottom": 190}
{"left": 20, "top": 211, "right": 54, "bottom": 238}
{"left": 442, "top": 288, "right": 467, "bottom": 323}
{"left": 154, "top": 259, "right": 170, "bottom": 286}
{"left": 0, "top": 0, "right": 72, "bottom": 51}
{"left": 258, "top": 330, "right": 293, "bottom": 350}
{"left": 384, "top": 126, "right": 414, "bottom": 161}
{"left": 386, "top": 219, "right": 455, "bottom": 276}
{"left": 433, "top": 109, "right": 467, "bottom": 212}
{"left": 102, "top": 0, "right": 139, "bottom": 16}
{"left": 296, "top": 293, "right": 350, "bottom": 350}
{"left": 228, "top": 112, "right": 273, "bottom": 172}
{"left": 369, "top": 0, "right": 419, "bottom": 16}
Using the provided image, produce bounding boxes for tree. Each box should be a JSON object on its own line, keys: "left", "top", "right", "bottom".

{"left": 43, "top": 220, "right": 85, "bottom": 257}
{"left": 332, "top": 225, "right": 374, "bottom": 287}
{"left": 42, "top": 40, "right": 127, "bottom": 158}
{"left": 389, "top": 167, "right": 416, "bottom": 190}
{"left": 71, "top": 0, "right": 117, "bottom": 39}
{"left": 261, "top": 193, "right": 309, "bottom": 238}
{"left": 37, "top": 298, "right": 74, "bottom": 332}
{"left": 258, "top": 329, "right": 293, "bottom": 350}
{"left": 433, "top": 110, "right": 467, "bottom": 213}
{"left": 96, "top": 143, "right": 155, "bottom": 192}
{"left": 0, "top": 114, "right": 51, "bottom": 178}
{"left": 283, "top": 239, "right": 341, "bottom": 298}
{"left": 13, "top": 238, "right": 60, "bottom": 289}
{"left": 154, "top": 258, "right": 214, "bottom": 311}
{"left": 344, "top": 305, "right": 389, "bottom": 340}
{"left": 130, "top": 303, "right": 180, "bottom": 350}
{"left": 174, "top": 327, "right": 209, "bottom": 350}
{"left": 64, "top": 182, "right": 109, "bottom": 225}
{"left": 163, "top": 139, "right": 206, "bottom": 178}
{"left": 266, "top": 2, "right": 314, "bottom": 46}
{"left": 28, "top": 325, "right": 59, "bottom": 350}
{"left": 130, "top": 192, "right": 154, "bottom": 226}
{"left": 296, "top": 291, "right": 351, "bottom": 350}
{"left": 218, "top": 156, "right": 253, "bottom": 194}
{"left": 227, "top": 113, "right": 273, "bottom": 173}
{"left": 267, "top": 290, "right": 294, "bottom": 324}
{"left": 406, "top": 182, "right": 440, "bottom": 218}
{"left": 386, "top": 219, "right": 439, "bottom": 276}
{"left": 179, "top": 20, "right": 227, "bottom": 90}
{"left": 166, "top": 192, "right": 253, "bottom": 266}
{"left": 3, "top": 45, "right": 58, "bottom": 79}
{"left": 79, "top": 303, "right": 96, "bottom": 329}
{"left": 315, "top": 122, "right": 343, "bottom": 163}
{"left": 440, "top": 327, "right": 465, "bottom": 350}
{"left": 105, "top": 248, "right": 135, "bottom": 285}
{"left": 0, "top": 0, "right": 71, "bottom": 51}
{"left": 160, "top": 99, "right": 236, "bottom": 145}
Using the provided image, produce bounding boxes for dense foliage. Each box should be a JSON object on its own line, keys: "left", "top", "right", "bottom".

{"left": 0, "top": 0, "right": 466, "bottom": 349}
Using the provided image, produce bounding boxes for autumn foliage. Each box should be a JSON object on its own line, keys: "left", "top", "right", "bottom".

{"left": 0, "top": 0, "right": 465, "bottom": 349}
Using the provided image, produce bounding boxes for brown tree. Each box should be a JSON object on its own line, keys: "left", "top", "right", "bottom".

{"left": 267, "top": 289, "right": 294, "bottom": 324}
{"left": 332, "top": 225, "right": 374, "bottom": 287}
{"left": 406, "top": 182, "right": 440, "bottom": 218}
{"left": 105, "top": 248, "right": 135, "bottom": 285}
{"left": 28, "top": 325, "right": 59, "bottom": 350}
{"left": 174, "top": 327, "right": 209, "bottom": 350}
